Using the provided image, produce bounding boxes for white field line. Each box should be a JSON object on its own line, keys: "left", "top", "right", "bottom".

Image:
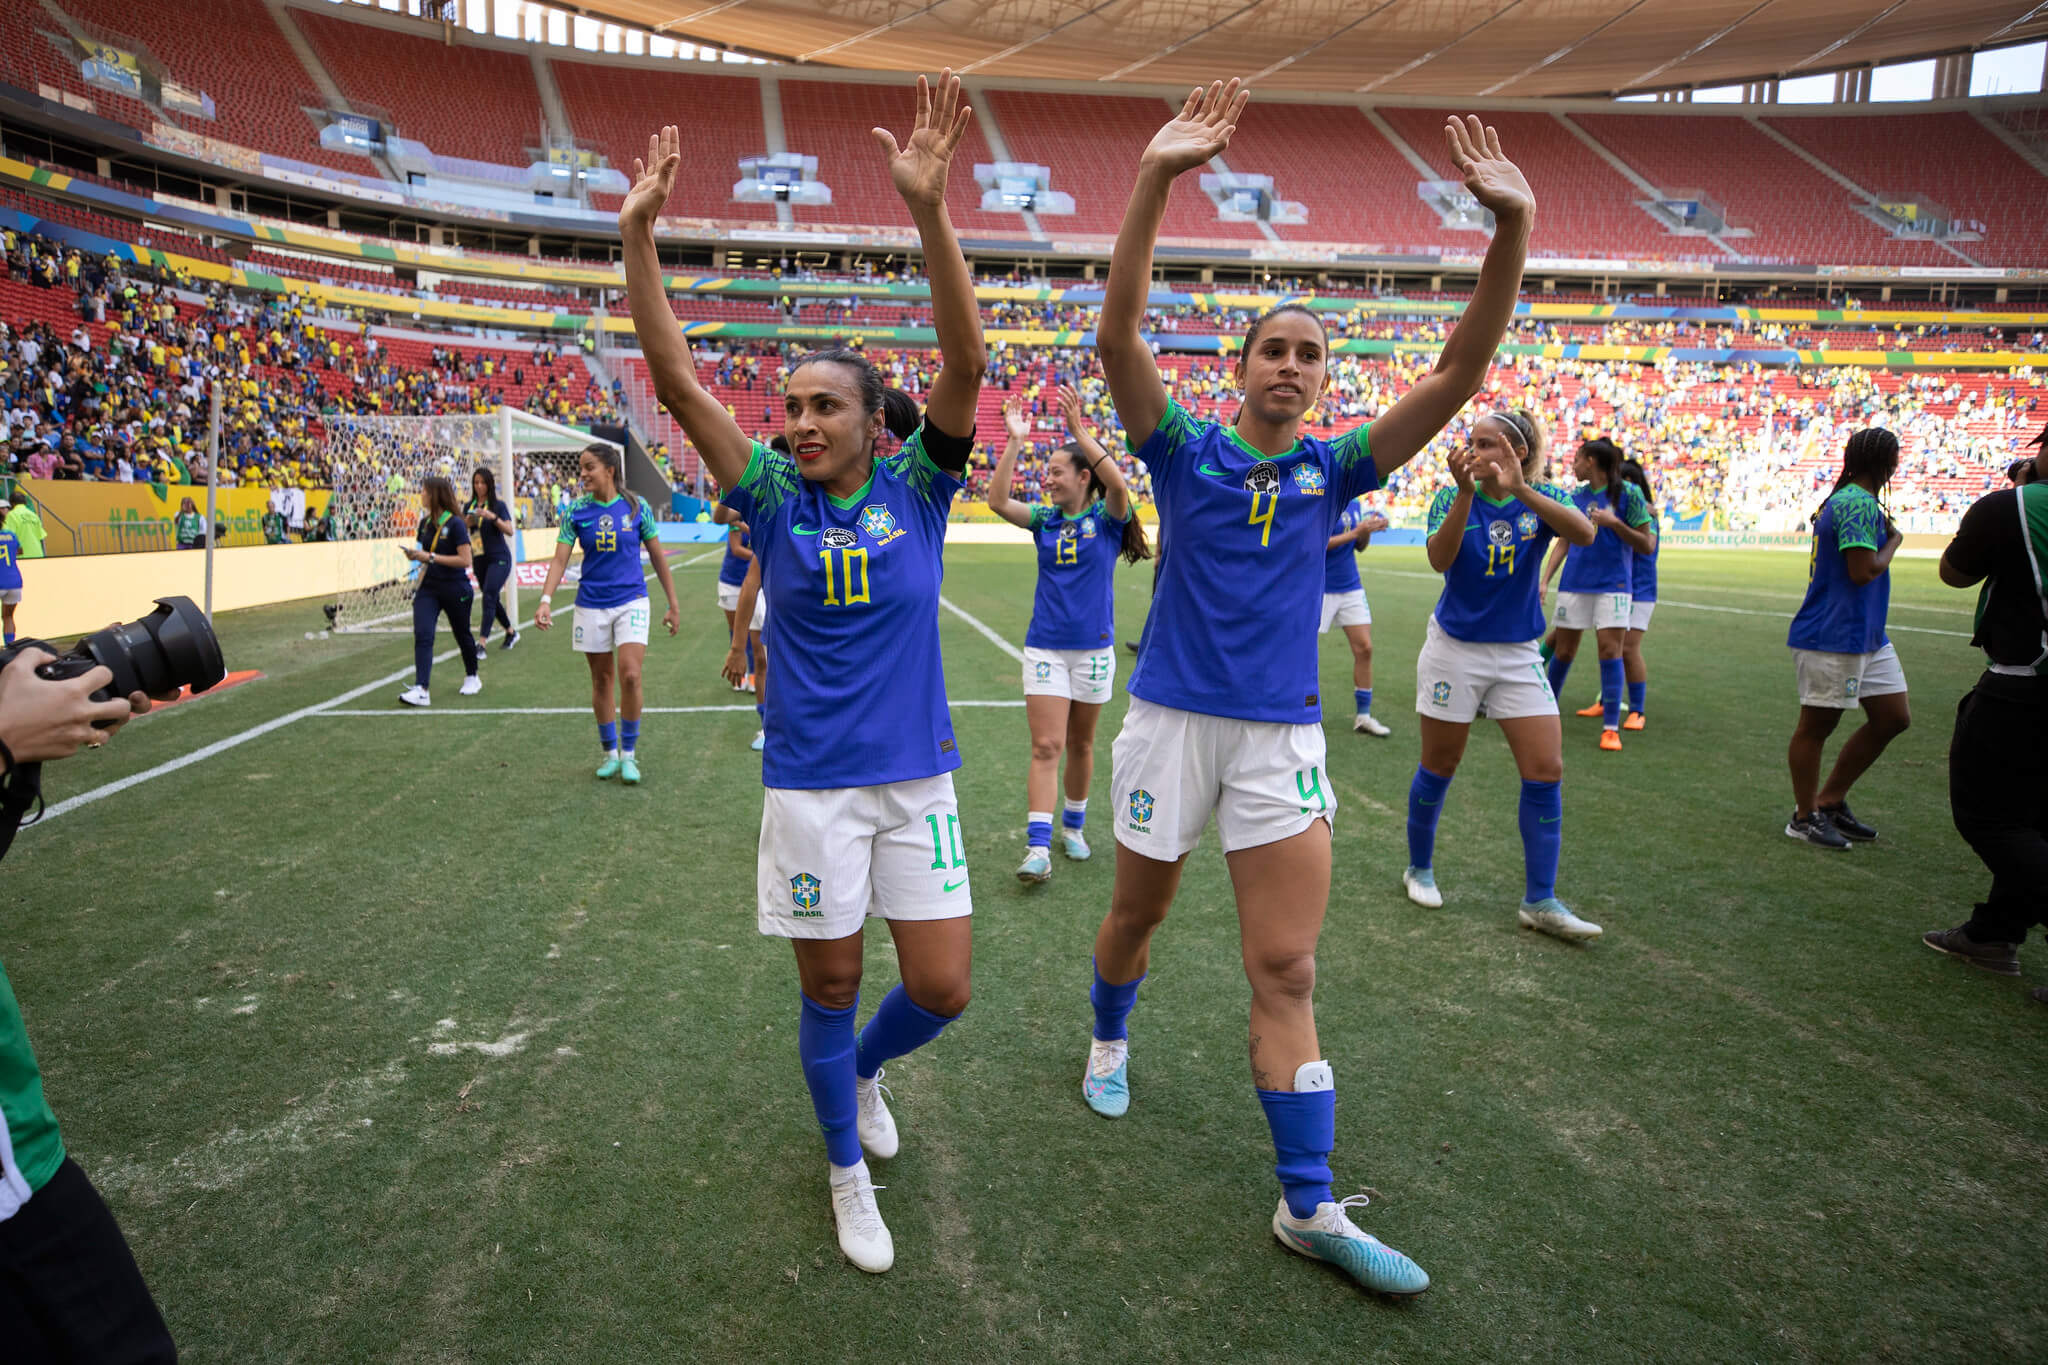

{"left": 314, "top": 700, "right": 1028, "bottom": 717}
{"left": 1367, "top": 568, "right": 1970, "bottom": 638}
{"left": 939, "top": 594, "right": 1026, "bottom": 662}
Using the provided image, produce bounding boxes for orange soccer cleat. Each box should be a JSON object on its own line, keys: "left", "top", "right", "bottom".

{"left": 1599, "top": 728, "right": 1623, "bottom": 752}
{"left": 1622, "top": 712, "right": 1646, "bottom": 731}
{"left": 1575, "top": 702, "right": 1605, "bottom": 718}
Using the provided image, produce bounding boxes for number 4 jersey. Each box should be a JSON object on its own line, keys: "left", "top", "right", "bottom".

{"left": 725, "top": 423, "right": 967, "bottom": 790}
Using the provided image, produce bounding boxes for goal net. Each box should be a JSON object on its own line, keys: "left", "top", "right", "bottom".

{"left": 319, "top": 408, "right": 599, "bottom": 632}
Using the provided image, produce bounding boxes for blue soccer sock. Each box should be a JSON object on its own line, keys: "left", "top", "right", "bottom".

{"left": 855, "top": 984, "right": 959, "bottom": 1080}
{"left": 798, "top": 993, "right": 862, "bottom": 1168}
{"left": 1518, "top": 779, "right": 1563, "bottom": 904}
{"left": 1026, "top": 811, "right": 1053, "bottom": 849}
{"left": 619, "top": 718, "right": 639, "bottom": 754}
{"left": 1090, "top": 960, "right": 1142, "bottom": 1042}
{"left": 598, "top": 719, "right": 618, "bottom": 755}
{"left": 1, "top": 632, "right": 12, "bottom": 645}
{"left": 755, "top": 702, "right": 765, "bottom": 722}
{"left": 1546, "top": 652, "right": 1573, "bottom": 700}
{"left": 1599, "top": 657, "right": 1625, "bottom": 729}
{"left": 1258, "top": 1066, "right": 1336, "bottom": 1219}
{"left": 1407, "top": 766, "right": 1453, "bottom": 870}
{"left": 1061, "top": 798, "right": 1087, "bottom": 831}
{"left": 744, "top": 637, "right": 756, "bottom": 677}
{"left": 1628, "top": 680, "right": 1647, "bottom": 716}
{"left": 1354, "top": 687, "right": 1372, "bottom": 717}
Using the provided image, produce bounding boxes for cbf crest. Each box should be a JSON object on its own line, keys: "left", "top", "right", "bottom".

{"left": 1080, "top": 516, "right": 1098, "bottom": 538}
{"left": 1517, "top": 511, "right": 1540, "bottom": 539}
{"left": 1291, "top": 464, "right": 1326, "bottom": 496}
{"left": 789, "top": 872, "right": 822, "bottom": 913}
{"left": 859, "top": 504, "right": 904, "bottom": 544}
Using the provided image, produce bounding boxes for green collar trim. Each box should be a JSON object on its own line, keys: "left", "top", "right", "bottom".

{"left": 825, "top": 462, "right": 878, "bottom": 509}
{"left": 1225, "top": 424, "right": 1302, "bottom": 462}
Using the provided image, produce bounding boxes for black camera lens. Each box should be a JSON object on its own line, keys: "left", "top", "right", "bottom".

{"left": 77, "top": 597, "right": 226, "bottom": 700}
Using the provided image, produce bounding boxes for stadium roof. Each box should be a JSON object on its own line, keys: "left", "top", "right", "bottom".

{"left": 588, "top": 0, "right": 2045, "bottom": 98}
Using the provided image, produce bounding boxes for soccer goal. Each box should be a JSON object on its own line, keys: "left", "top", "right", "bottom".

{"left": 319, "top": 408, "right": 600, "bottom": 633}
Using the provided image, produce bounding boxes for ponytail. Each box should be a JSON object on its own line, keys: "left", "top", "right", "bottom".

{"left": 1578, "top": 437, "right": 1626, "bottom": 516}
{"left": 880, "top": 385, "right": 921, "bottom": 441}
{"left": 1056, "top": 442, "right": 1152, "bottom": 565}
{"left": 1816, "top": 427, "right": 1900, "bottom": 525}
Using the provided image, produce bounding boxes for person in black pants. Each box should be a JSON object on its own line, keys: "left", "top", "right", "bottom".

{"left": 396, "top": 475, "right": 480, "bottom": 708}
{"left": 1923, "top": 429, "right": 2048, "bottom": 1004}
{"left": 466, "top": 467, "right": 518, "bottom": 654}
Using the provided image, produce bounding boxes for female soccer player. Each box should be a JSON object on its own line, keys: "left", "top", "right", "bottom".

{"left": 1082, "top": 82, "right": 1532, "bottom": 1297}
{"left": 986, "top": 387, "right": 1145, "bottom": 883}
{"left": 1616, "top": 459, "right": 1657, "bottom": 730}
{"left": 0, "top": 523, "right": 21, "bottom": 644}
{"left": 1404, "top": 413, "right": 1599, "bottom": 944}
{"left": 1784, "top": 428, "right": 1909, "bottom": 849}
{"left": 466, "top": 467, "right": 518, "bottom": 654}
{"left": 1322, "top": 496, "right": 1390, "bottom": 736}
{"left": 1539, "top": 437, "right": 1653, "bottom": 751}
{"left": 396, "top": 474, "right": 481, "bottom": 707}
{"left": 532, "top": 443, "right": 682, "bottom": 783}
{"left": 621, "top": 74, "right": 986, "bottom": 1275}
{"left": 714, "top": 505, "right": 763, "bottom": 693}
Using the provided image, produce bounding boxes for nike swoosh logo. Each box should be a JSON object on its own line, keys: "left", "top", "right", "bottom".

{"left": 1197, "top": 463, "right": 1229, "bottom": 477}
{"left": 1540, "top": 816, "right": 1561, "bottom": 824}
{"left": 942, "top": 877, "right": 967, "bottom": 893}
{"left": 1417, "top": 798, "right": 1441, "bottom": 807}
{"left": 791, "top": 523, "right": 821, "bottom": 536}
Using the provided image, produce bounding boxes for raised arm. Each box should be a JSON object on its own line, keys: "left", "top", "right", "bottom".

{"left": 1370, "top": 117, "right": 1534, "bottom": 480}
{"left": 1060, "top": 383, "right": 1129, "bottom": 521}
{"left": 985, "top": 398, "right": 1035, "bottom": 530}
{"left": 1101, "top": 81, "right": 1248, "bottom": 450}
{"left": 873, "top": 72, "right": 986, "bottom": 441}
{"left": 619, "top": 127, "right": 752, "bottom": 490}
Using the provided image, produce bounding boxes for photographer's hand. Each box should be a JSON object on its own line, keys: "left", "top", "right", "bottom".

{"left": 0, "top": 650, "right": 136, "bottom": 765}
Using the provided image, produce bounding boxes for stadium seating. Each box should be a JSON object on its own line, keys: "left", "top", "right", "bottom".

{"left": 296, "top": 10, "right": 543, "bottom": 168}
{"left": 0, "top": 0, "right": 159, "bottom": 131}
{"left": 1220, "top": 102, "right": 1458, "bottom": 252}
{"left": 779, "top": 80, "right": 1017, "bottom": 236}
{"left": 552, "top": 61, "right": 779, "bottom": 222}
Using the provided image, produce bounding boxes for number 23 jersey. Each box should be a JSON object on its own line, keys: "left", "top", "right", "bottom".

{"left": 725, "top": 423, "right": 966, "bottom": 791}
{"left": 1128, "top": 401, "right": 1380, "bottom": 724}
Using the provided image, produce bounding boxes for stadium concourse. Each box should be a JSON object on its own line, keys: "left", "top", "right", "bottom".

{"left": 1, "top": 0, "right": 2047, "bottom": 1360}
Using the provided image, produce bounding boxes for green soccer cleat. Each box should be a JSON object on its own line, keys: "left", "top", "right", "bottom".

{"left": 596, "top": 754, "right": 622, "bottom": 780}
{"left": 620, "top": 755, "right": 641, "bottom": 785}
{"left": 1272, "top": 1195, "right": 1431, "bottom": 1297}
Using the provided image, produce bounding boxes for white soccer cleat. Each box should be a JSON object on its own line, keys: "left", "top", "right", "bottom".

{"left": 1402, "top": 866, "right": 1443, "bottom": 909}
{"left": 828, "top": 1160, "right": 894, "bottom": 1273}
{"left": 458, "top": 674, "right": 482, "bottom": 696}
{"left": 1017, "top": 847, "right": 1052, "bottom": 883}
{"left": 1059, "top": 828, "right": 1092, "bottom": 861}
{"left": 1272, "top": 1195, "right": 1431, "bottom": 1297}
{"left": 855, "top": 1069, "right": 899, "bottom": 1160}
{"left": 397, "top": 685, "right": 431, "bottom": 707}
{"left": 1518, "top": 897, "right": 1603, "bottom": 942}
{"left": 1352, "top": 713, "right": 1391, "bottom": 737}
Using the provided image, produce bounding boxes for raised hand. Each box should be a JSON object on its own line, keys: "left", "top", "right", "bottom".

{"left": 1002, "top": 396, "right": 1029, "bottom": 441}
{"left": 1444, "top": 115, "right": 1533, "bottom": 224}
{"left": 1587, "top": 503, "right": 1621, "bottom": 529}
{"left": 1141, "top": 79, "right": 1249, "bottom": 177}
{"left": 1056, "top": 384, "right": 1087, "bottom": 435}
{"left": 1449, "top": 446, "right": 1478, "bottom": 493}
{"left": 1492, "top": 443, "right": 1528, "bottom": 493}
{"left": 621, "top": 126, "right": 681, "bottom": 229}
{"left": 873, "top": 71, "right": 972, "bottom": 210}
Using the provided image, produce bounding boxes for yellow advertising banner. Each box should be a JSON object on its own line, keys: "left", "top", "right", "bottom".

{"left": 17, "top": 480, "right": 333, "bottom": 556}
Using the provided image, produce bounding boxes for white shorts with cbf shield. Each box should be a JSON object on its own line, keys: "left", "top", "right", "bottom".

{"left": 1319, "top": 589, "right": 1371, "bottom": 632}
{"left": 1415, "top": 615, "right": 1558, "bottom": 724}
{"left": 1022, "top": 646, "right": 1115, "bottom": 705}
{"left": 1554, "top": 590, "right": 1632, "bottom": 632}
{"left": 1110, "top": 697, "right": 1334, "bottom": 862}
{"left": 573, "top": 599, "right": 650, "bottom": 652}
{"left": 716, "top": 580, "right": 766, "bottom": 631}
{"left": 1795, "top": 642, "right": 1907, "bottom": 710}
{"left": 1629, "top": 600, "right": 1655, "bottom": 633}
{"left": 756, "top": 773, "right": 974, "bottom": 939}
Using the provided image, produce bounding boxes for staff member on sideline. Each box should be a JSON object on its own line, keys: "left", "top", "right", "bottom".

{"left": 1923, "top": 425, "right": 2048, "bottom": 1003}
{"left": 466, "top": 467, "right": 518, "bottom": 654}
{"left": 397, "top": 475, "right": 482, "bottom": 707}
{"left": 3, "top": 496, "right": 45, "bottom": 560}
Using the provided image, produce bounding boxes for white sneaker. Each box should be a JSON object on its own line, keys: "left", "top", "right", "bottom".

{"left": 828, "top": 1160, "right": 894, "bottom": 1273}
{"left": 1518, "top": 897, "right": 1603, "bottom": 941}
{"left": 1402, "top": 866, "right": 1443, "bottom": 909}
{"left": 1352, "top": 712, "right": 1391, "bottom": 737}
{"left": 459, "top": 674, "right": 482, "bottom": 696}
{"left": 855, "top": 1068, "right": 898, "bottom": 1160}
{"left": 397, "top": 685, "right": 431, "bottom": 707}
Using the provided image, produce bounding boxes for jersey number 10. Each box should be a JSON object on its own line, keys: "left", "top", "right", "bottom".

{"left": 819, "top": 546, "right": 870, "bottom": 606}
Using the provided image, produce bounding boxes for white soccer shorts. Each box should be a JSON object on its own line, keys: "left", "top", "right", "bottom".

{"left": 1794, "top": 642, "right": 1907, "bottom": 710}
{"left": 1414, "top": 615, "right": 1558, "bottom": 725}
{"left": 1629, "top": 600, "right": 1655, "bottom": 633}
{"left": 716, "top": 580, "right": 765, "bottom": 631}
{"left": 1110, "top": 697, "right": 1334, "bottom": 862}
{"left": 572, "top": 599, "right": 650, "bottom": 653}
{"left": 0, "top": 589, "right": 19, "bottom": 605}
{"left": 1022, "top": 646, "right": 1116, "bottom": 705}
{"left": 756, "top": 773, "right": 974, "bottom": 939}
{"left": 1319, "top": 589, "right": 1372, "bottom": 633}
{"left": 1554, "top": 590, "right": 1632, "bottom": 632}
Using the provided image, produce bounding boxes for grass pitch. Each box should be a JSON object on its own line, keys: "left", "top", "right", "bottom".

{"left": 4, "top": 546, "right": 2039, "bottom": 1363}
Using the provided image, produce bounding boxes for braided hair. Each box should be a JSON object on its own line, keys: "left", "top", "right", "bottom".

{"left": 1816, "top": 427, "right": 1899, "bottom": 525}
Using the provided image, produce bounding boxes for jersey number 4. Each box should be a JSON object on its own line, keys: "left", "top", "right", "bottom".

{"left": 1248, "top": 492, "right": 1278, "bottom": 548}
{"left": 819, "top": 546, "right": 870, "bottom": 606}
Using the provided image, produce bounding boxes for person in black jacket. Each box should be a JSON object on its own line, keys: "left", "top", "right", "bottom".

{"left": 396, "top": 475, "right": 481, "bottom": 707}
{"left": 466, "top": 467, "right": 518, "bottom": 654}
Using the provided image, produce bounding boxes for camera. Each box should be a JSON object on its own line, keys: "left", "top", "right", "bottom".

{"left": 0, "top": 596, "right": 227, "bottom": 721}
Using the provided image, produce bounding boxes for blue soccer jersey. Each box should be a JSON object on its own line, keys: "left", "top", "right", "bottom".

{"left": 1788, "top": 484, "right": 1891, "bottom": 655}
{"left": 725, "top": 423, "right": 966, "bottom": 790}
{"left": 1558, "top": 483, "right": 1651, "bottom": 595}
{"left": 1127, "top": 402, "right": 1379, "bottom": 723}
{"left": 0, "top": 531, "right": 20, "bottom": 591}
{"left": 558, "top": 494, "right": 658, "bottom": 610}
{"left": 1632, "top": 512, "right": 1659, "bottom": 604}
{"left": 1427, "top": 484, "right": 1569, "bottom": 643}
{"left": 717, "top": 526, "right": 751, "bottom": 587}
{"left": 1025, "top": 499, "right": 1125, "bottom": 651}
{"left": 1324, "top": 499, "right": 1366, "bottom": 595}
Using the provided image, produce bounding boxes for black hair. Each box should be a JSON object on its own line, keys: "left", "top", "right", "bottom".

{"left": 1618, "top": 457, "right": 1655, "bottom": 514}
{"left": 786, "top": 347, "right": 921, "bottom": 448}
{"left": 1241, "top": 304, "right": 1329, "bottom": 355}
{"left": 580, "top": 441, "right": 623, "bottom": 495}
{"left": 769, "top": 435, "right": 792, "bottom": 455}
{"left": 470, "top": 465, "right": 498, "bottom": 505}
{"left": 1052, "top": 441, "right": 1152, "bottom": 565}
{"left": 1818, "top": 427, "right": 1900, "bottom": 524}
{"left": 1577, "top": 437, "right": 1627, "bottom": 515}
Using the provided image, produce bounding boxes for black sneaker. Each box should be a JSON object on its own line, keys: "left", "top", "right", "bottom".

{"left": 1785, "top": 811, "right": 1850, "bottom": 850}
{"left": 1122, "top": 640, "right": 1139, "bottom": 656}
{"left": 1818, "top": 802, "right": 1877, "bottom": 842}
{"left": 502, "top": 630, "right": 520, "bottom": 652}
{"left": 1922, "top": 925, "right": 2021, "bottom": 977}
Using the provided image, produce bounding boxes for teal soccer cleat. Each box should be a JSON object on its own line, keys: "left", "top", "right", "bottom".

{"left": 1272, "top": 1195, "right": 1431, "bottom": 1297}
{"left": 595, "top": 754, "right": 622, "bottom": 780}
{"left": 620, "top": 755, "right": 641, "bottom": 785}
{"left": 1082, "top": 1038, "right": 1129, "bottom": 1118}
